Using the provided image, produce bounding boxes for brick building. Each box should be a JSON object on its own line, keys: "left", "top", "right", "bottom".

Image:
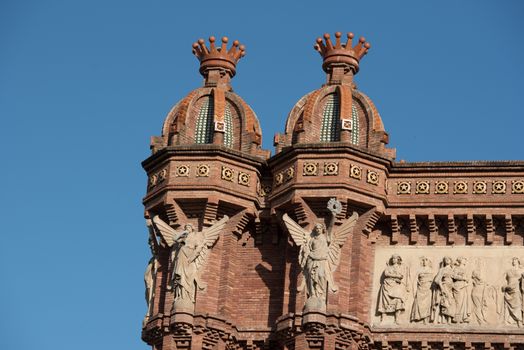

{"left": 141, "top": 33, "right": 524, "bottom": 350}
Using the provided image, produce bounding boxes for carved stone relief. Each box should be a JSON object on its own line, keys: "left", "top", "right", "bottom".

{"left": 152, "top": 215, "right": 229, "bottom": 313}
{"left": 282, "top": 198, "right": 359, "bottom": 312}
{"left": 144, "top": 219, "right": 160, "bottom": 325}
{"left": 372, "top": 247, "right": 524, "bottom": 329}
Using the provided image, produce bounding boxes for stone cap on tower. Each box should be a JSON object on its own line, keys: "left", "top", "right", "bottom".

{"left": 315, "top": 32, "right": 370, "bottom": 85}
{"left": 192, "top": 36, "right": 246, "bottom": 88}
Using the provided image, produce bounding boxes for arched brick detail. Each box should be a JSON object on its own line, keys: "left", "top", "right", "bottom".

{"left": 224, "top": 97, "right": 242, "bottom": 151}
{"left": 156, "top": 87, "right": 268, "bottom": 158}
{"left": 276, "top": 86, "right": 395, "bottom": 159}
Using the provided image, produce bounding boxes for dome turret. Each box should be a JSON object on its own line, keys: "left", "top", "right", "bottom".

{"left": 274, "top": 32, "right": 395, "bottom": 160}
{"left": 150, "top": 36, "right": 269, "bottom": 159}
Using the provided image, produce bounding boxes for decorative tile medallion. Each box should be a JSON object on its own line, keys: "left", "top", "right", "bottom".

{"left": 435, "top": 181, "right": 449, "bottom": 194}
{"left": 196, "top": 164, "right": 210, "bottom": 177}
{"left": 324, "top": 162, "right": 339, "bottom": 176}
{"left": 275, "top": 172, "right": 284, "bottom": 186}
{"left": 453, "top": 181, "right": 468, "bottom": 194}
{"left": 397, "top": 182, "right": 411, "bottom": 195}
{"left": 473, "top": 181, "right": 487, "bottom": 194}
{"left": 221, "top": 166, "right": 234, "bottom": 182}
{"left": 214, "top": 121, "right": 225, "bottom": 132}
{"left": 158, "top": 168, "right": 168, "bottom": 181}
{"left": 416, "top": 181, "right": 430, "bottom": 194}
{"left": 341, "top": 118, "right": 353, "bottom": 130}
{"left": 367, "top": 170, "right": 379, "bottom": 185}
{"left": 238, "top": 172, "right": 250, "bottom": 186}
{"left": 286, "top": 167, "right": 295, "bottom": 181}
{"left": 175, "top": 165, "right": 190, "bottom": 177}
{"left": 303, "top": 162, "right": 318, "bottom": 176}
{"left": 492, "top": 180, "right": 506, "bottom": 194}
{"left": 149, "top": 174, "right": 158, "bottom": 187}
{"left": 512, "top": 180, "right": 524, "bottom": 194}
{"left": 350, "top": 164, "right": 362, "bottom": 180}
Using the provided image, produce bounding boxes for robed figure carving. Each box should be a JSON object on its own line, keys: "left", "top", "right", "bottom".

{"left": 282, "top": 198, "right": 359, "bottom": 312}
{"left": 144, "top": 219, "right": 160, "bottom": 325}
{"left": 152, "top": 215, "right": 229, "bottom": 311}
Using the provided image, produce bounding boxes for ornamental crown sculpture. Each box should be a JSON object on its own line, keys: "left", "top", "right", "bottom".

{"left": 315, "top": 32, "right": 371, "bottom": 74}
{"left": 192, "top": 36, "right": 246, "bottom": 79}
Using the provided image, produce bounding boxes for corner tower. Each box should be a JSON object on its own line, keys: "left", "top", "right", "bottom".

{"left": 151, "top": 36, "right": 267, "bottom": 158}
{"left": 142, "top": 36, "right": 272, "bottom": 349}
{"left": 275, "top": 32, "right": 395, "bottom": 160}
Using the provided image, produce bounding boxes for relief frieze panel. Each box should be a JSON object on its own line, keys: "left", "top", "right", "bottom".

{"left": 371, "top": 247, "right": 524, "bottom": 330}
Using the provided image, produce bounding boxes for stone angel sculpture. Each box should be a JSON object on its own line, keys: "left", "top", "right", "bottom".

{"left": 152, "top": 215, "right": 229, "bottom": 311}
{"left": 143, "top": 218, "right": 160, "bottom": 325}
{"left": 282, "top": 198, "right": 359, "bottom": 311}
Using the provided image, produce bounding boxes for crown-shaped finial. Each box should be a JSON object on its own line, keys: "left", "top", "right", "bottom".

{"left": 192, "top": 36, "right": 246, "bottom": 78}
{"left": 314, "top": 32, "right": 370, "bottom": 74}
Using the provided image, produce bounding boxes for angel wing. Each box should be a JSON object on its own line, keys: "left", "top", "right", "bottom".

{"left": 152, "top": 215, "right": 180, "bottom": 247}
{"left": 193, "top": 215, "right": 229, "bottom": 271}
{"left": 327, "top": 211, "right": 359, "bottom": 273}
{"left": 282, "top": 213, "right": 309, "bottom": 247}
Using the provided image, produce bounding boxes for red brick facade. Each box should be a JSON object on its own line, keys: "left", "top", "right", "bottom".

{"left": 141, "top": 34, "right": 524, "bottom": 350}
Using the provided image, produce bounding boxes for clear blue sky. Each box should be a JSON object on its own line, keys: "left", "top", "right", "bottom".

{"left": 1, "top": 1, "right": 523, "bottom": 349}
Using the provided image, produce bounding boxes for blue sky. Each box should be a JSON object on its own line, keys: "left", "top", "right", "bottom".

{"left": 1, "top": 1, "right": 523, "bottom": 349}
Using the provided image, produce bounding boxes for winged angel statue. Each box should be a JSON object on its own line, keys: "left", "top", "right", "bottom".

{"left": 143, "top": 219, "right": 160, "bottom": 324}
{"left": 152, "top": 215, "right": 229, "bottom": 311}
{"left": 282, "top": 199, "right": 358, "bottom": 311}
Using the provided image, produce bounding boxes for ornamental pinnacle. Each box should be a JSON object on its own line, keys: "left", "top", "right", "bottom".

{"left": 315, "top": 32, "right": 371, "bottom": 74}
{"left": 192, "top": 36, "right": 246, "bottom": 78}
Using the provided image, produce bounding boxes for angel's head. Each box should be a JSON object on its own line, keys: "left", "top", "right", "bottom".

{"left": 312, "top": 223, "right": 326, "bottom": 236}
{"left": 183, "top": 223, "right": 194, "bottom": 233}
